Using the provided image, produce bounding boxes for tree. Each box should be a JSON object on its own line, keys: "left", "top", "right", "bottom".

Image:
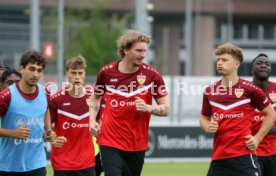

{"left": 65, "top": 5, "right": 132, "bottom": 75}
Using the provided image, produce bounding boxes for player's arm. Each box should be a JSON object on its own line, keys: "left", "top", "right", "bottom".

{"left": 0, "top": 88, "right": 31, "bottom": 139}
{"left": 268, "top": 107, "right": 276, "bottom": 134}
{"left": 0, "top": 125, "right": 30, "bottom": 139}
{"left": 43, "top": 109, "right": 56, "bottom": 142}
{"left": 199, "top": 115, "right": 218, "bottom": 133}
{"left": 44, "top": 109, "right": 52, "bottom": 132}
{"left": 199, "top": 88, "right": 217, "bottom": 133}
{"left": 135, "top": 96, "right": 170, "bottom": 116}
{"left": 44, "top": 88, "right": 53, "bottom": 132}
{"left": 88, "top": 94, "right": 102, "bottom": 136}
{"left": 246, "top": 104, "right": 276, "bottom": 150}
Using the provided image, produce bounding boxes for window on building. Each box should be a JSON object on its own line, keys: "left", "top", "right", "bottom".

{"left": 238, "top": 63, "right": 252, "bottom": 76}
{"left": 233, "top": 24, "right": 243, "bottom": 39}
{"left": 271, "top": 63, "right": 276, "bottom": 76}
{"left": 248, "top": 24, "right": 259, "bottom": 39}
{"left": 263, "top": 24, "right": 275, "bottom": 40}
{"left": 216, "top": 23, "right": 222, "bottom": 40}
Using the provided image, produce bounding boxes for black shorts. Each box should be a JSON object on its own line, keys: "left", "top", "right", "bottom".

{"left": 95, "top": 153, "right": 103, "bottom": 176}
{"left": 0, "top": 167, "right": 46, "bottom": 176}
{"left": 54, "top": 167, "right": 95, "bottom": 176}
{"left": 207, "top": 154, "right": 261, "bottom": 176}
{"left": 258, "top": 154, "right": 276, "bottom": 176}
{"left": 100, "top": 146, "right": 145, "bottom": 176}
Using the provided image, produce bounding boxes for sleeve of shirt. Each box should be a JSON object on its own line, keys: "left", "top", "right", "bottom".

{"left": 94, "top": 70, "right": 106, "bottom": 96}
{"left": 0, "top": 88, "right": 11, "bottom": 117}
{"left": 152, "top": 71, "right": 168, "bottom": 99}
{"left": 251, "top": 87, "right": 270, "bottom": 111}
{"left": 48, "top": 96, "right": 58, "bottom": 123}
{"left": 201, "top": 89, "right": 212, "bottom": 117}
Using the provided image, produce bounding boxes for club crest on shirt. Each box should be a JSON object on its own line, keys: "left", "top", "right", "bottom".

{"left": 269, "top": 92, "right": 276, "bottom": 102}
{"left": 137, "top": 74, "right": 146, "bottom": 85}
{"left": 235, "top": 88, "right": 244, "bottom": 98}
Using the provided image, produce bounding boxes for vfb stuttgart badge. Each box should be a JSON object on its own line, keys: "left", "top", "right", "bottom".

{"left": 137, "top": 74, "right": 146, "bottom": 85}
{"left": 269, "top": 92, "right": 276, "bottom": 102}
{"left": 235, "top": 88, "right": 244, "bottom": 98}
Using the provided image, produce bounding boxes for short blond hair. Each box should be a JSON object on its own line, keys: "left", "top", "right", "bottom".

{"left": 117, "top": 30, "right": 151, "bottom": 58}
{"left": 215, "top": 43, "right": 243, "bottom": 63}
{"left": 65, "top": 55, "right": 87, "bottom": 71}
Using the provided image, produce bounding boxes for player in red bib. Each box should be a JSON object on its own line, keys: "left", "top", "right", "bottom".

{"left": 48, "top": 56, "right": 95, "bottom": 176}
{"left": 200, "top": 43, "right": 276, "bottom": 176}
{"left": 88, "top": 30, "right": 170, "bottom": 176}
{"left": 251, "top": 53, "right": 276, "bottom": 176}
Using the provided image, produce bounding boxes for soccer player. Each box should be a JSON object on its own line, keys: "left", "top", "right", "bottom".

{"left": 251, "top": 53, "right": 276, "bottom": 176}
{"left": 48, "top": 56, "right": 96, "bottom": 176}
{"left": 200, "top": 43, "right": 276, "bottom": 176}
{"left": 0, "top": 50, "right": 54, "bottom": 176}
{"left": 88, "top": 30, "right": 170, "bottom": 176}
{"left": 0, "top": 69, "right": 21, "bottom": 91}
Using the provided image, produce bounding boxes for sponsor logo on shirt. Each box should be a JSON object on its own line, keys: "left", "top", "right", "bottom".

{"left": 15, "top": 116, "right": 44, "bottom": 127}
{"left": 269, "top": 92, "right": 276, "bottom": 102}
{"left": 110, "top": 99, "right": 136, "bottom": 108}
{"left": 137, "top": 74, "right": 146, "bottom": 85}
{"left": 253, "top": 115, "right": 265, "bottom": 121}
{"left": 212, "top": 112, "right": 244, "bottom": 121}
{"left": 14, "top": 138, "right": 43, "bottom": 145}
{"left": 15, "top": 117, "right": 25, "bottom": 127}
{"left": 234, "top": 88, "right": 244, "bottom": 98}
{"left": 62, "top": 121, "right": 89, "bottom": 130}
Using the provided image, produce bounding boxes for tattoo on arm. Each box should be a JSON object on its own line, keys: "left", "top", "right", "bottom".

{"left": 151, "top": 106, "right": 164, "bottom": 115}
{"left": 90, "top": 106, "right": 99, "bottom": 111}
{"left": 159, "top": 107, "right": 163, "bottom": 115}
{"left": 151, "top": 106, "right": 157, "bottom": 114}
{"left": 152, "top": 106, "right": 158, "bottom": 114}
{"left": 93, "top": 106, "right": 99, "bottom": 111}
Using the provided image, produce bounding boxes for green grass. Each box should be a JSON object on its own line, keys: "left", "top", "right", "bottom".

{"left": 47, "top": 162, "right": 209, "bottom": 176}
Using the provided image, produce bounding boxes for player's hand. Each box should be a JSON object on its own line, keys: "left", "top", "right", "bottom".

{"left": 135, "top": 97, "right": 150, "bottom": 113}
{"left": 13, "top": 125, "right": 31, "bottom": 139}
{"left": 45, "top": 129, "right": 57, "bottom": 143}
{"left": 204, "top": 118, "right": 218, "bottom": 133}
{"left": 89, "top": 120, "right": 100, "bottom": 137}
{"left": 52, "top": 136, "right": 67, "bottom": 148}
{"left": 245, "top": 135, "right": 260, "bottom": 151}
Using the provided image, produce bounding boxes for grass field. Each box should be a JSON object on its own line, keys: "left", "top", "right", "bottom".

{"left": 46, "top": 162, "right": 209, "bottom": 176}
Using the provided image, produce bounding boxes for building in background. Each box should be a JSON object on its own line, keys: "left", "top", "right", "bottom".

{"left": 0, "top": 0, "right": 276, "bottom": 76}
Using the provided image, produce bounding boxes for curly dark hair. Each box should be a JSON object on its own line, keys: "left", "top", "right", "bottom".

{"left": 20, "top": 50, "right": 47, "bottom": 69}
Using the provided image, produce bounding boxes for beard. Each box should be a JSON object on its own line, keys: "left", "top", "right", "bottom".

{"left": 26, "top": 80, "right": 38, "bottom": 87}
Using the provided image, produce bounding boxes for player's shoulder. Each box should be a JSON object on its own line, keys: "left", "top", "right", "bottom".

{"left": 269, "top": 81, "right": 276, "bottom": 88}
{"left": 140, "top": 63, "right": 162, "bottom": 76}
{"left": 0, "top": 87, "right": 11, "bottom": 100}
{"left": 98, "top": 61, "right": 117, "bottom": 74}
{"left": 239, "top": 78, "right": 260, "bottom": 92}
{"left": 49, "top": 89, "right": 64, "bottom": 102}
